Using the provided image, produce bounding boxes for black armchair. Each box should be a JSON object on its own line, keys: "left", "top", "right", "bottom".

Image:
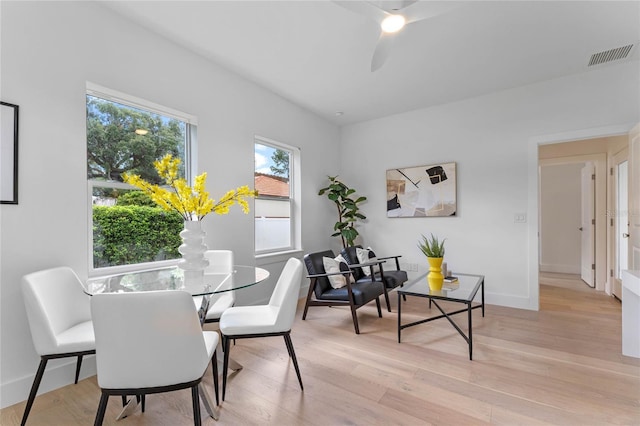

{"left": 341, "top": 246, "right": 408, "bottom": 312}
{"left": 303, "top": 250, "right": 384, "bottom": 334}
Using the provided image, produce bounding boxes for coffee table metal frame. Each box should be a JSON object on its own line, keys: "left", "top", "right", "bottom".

{"left": 397, "top": 272, "right": 485, "bottom": 360}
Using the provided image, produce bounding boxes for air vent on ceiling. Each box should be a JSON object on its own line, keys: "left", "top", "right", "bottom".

{"left": 588, "top": 44, "right": 634, "bottom": 66}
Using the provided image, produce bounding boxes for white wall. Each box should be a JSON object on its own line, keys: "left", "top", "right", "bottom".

{"left": 339, "top": 60, "right": 639, "bottom": 310}
{"left": 0, "top": 1, "right": 339, "bottom": 408}
{"left": 539, "top": 163, "right": 583, "bottom": 274}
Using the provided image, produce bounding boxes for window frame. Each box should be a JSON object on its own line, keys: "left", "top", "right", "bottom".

{"left": 254, "top": 135, "right": 301, "bottom": 256}
{"left": 86, "top": 82, "right": 197, "bottom": 276}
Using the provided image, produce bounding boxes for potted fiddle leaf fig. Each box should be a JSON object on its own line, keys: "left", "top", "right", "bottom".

{"left": 318, "top": 176, "right": 367, "bottom": 248}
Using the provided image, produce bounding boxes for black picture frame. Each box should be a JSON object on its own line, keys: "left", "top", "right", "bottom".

{"left": 1, "top": 101, "right": 19, "bottom": 204}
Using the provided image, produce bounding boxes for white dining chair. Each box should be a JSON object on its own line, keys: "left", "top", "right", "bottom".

{"left": 91, "top": 290, "right": 219, "bottom": 426}
{"left": 21, "top": 266, "right": 95, "bottom": 426}
{"left": 219, "top": 257, "right": 304, "bottom": 401}
{"left": 201, "top": 250, "right": 235, "bottom": 324}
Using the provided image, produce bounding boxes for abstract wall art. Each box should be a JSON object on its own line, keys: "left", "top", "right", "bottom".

{"left": 386, "top": 162, "right": 456, "bottom": 217}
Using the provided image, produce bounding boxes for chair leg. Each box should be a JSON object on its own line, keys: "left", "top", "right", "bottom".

{"left": 141, "top": 395, "right": 146, "bottom": 413}
{"left": 302, "top": 278, "right": 317, "bottom": 320}
{"left": 94, "top": 391, "right": 109, "bottom": 426}
{"left": 74, "top": 355, "right": 83, "bottom": 384}
{"left": 121, "top": 395, "right": 127, "bottom": 407}
{"left": 382, "top": 286, "right": 391, "bottom": 312}
{"left": 212, "top": 350, "right": 219, "bottom": 406}
{"left": 21, "top": 357, "right": 48, "bottom": 426}
{"left": 191, "top": 385, "right": 202, "bottom": 426}
{"left": 222, "top": 336, "right": 231, "bottom": 401}
{"left": 376, "top": 297, "right": 382, "bottom": 318}
{"left": 349, "top": 303, "right": 360, "bottom": 334}
{"left": 283, "top": 335, "right": 293, "bottom": 358}
{"left": 284, "top": 333, "right": 303, "bottom": 391}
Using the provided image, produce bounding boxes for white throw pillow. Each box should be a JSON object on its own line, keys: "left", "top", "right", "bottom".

{"left": 323, "top": 257, "right": 347, "bottom": 289}
{"left": 356, "top": 247, "right": 377, "bottom": 276}
{"left": 335, "top": 254, "right": 355, "bottom": 283}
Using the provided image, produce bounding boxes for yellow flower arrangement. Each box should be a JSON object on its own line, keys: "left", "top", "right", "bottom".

{"left": 123, "top": 154, "right": 257, "bottom": 221}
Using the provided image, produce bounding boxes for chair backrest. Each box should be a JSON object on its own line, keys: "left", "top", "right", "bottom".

{"left": 204, "top": 249, "right": 235, "bottom": 305}
{"left": 303, "top": 250, "right": 336, "bottom": 298}
{"left": 21, "top": 267, "right": 92, "bottom": 355}
{"left": 204, "top": 250, "right": 233, "bottom": 274}
{"left": 340, "top": 245, "right": 366, "bottom": 280}
{"left": 91, "top": 290, "right": 210, "bottom": 389}
{"left": 269, "top": 257, "right": 303, "bottom": 331}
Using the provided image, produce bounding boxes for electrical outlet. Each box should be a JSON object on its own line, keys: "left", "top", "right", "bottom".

{"left": 514, "top": 213, "right": 527, "bottom": 223}
{"left": 403, "top": 263, "right": 418, "bottom": 272}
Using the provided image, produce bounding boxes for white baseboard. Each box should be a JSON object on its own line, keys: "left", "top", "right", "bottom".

{"left": 1, "top": 356, "right": 97, "bottom": 409}
{"left": 539, "top": 263, "right": 580, "bottom": 274}
{"left": 485, "top": 292, "right": 538, "bottom": 311}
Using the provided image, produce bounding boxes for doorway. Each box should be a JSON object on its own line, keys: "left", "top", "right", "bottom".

{"left": 539, "top": 152, "right": 606, "bottom": 292}
{"left": 612, "top": 149, "right": 629, "bottom": 299}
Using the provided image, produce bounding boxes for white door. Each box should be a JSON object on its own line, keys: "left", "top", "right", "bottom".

{"left": 630, "top": 124, "right": 640, "bottom": 270}
{"left": 581, "top": 163, "right": 595, "bottom": 287}
{"left": 612, "top": 150, "right": 628, "bottom": 299}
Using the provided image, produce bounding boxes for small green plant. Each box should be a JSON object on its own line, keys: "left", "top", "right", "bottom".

{"left": 417, "top": 233, "right": 446, "bottom": 258}
{"left": 318, "top": 176, "right": 367, "bottom": 248}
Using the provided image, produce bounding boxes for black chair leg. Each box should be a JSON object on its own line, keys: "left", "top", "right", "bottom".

{"left": 349, "top": 304, "right": 360, "bottom": 334}
{"left": 376, "top": 297, "right": 382, "bottom": 317}
{"left": 21, "top": 358, "right": 48, "bottom": 426}
{"left": 283, "top": 335, "right": 293, "bottom": 358}
{"left": 383, "top": 287, "right": 391, "bottom": 312}
{"left": 94, "top": 391, "right": 109, "bottom": 426}
{"left": 284, "top": 333, "right": 303, "bottom": 391}
{"left": 75, "top": 355, "right": 84, "bottom": 384}
{"left": 138, "top": 395, "right": 145, "bottom": 412}
{"left": 222, "top": 336, "right": 231, "bottom": 401}
{"left": 191, "top": 385, "right": 201, "bottom": 426}
{"left": 121, "top": 395, "right": 127, "bottom": 407}
{"left": 212, "top": 350, "right": 219, "bottom": 406}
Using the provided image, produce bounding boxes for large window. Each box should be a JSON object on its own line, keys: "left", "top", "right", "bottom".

{"left": 254, "top": 137, "right": 299, "bottom": 253}
{"left": 87, "top": 84, "right": 196, "bottom": 272}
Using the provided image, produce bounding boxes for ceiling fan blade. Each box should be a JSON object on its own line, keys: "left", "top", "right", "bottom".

{"left": 371, "top": 31, "right": 396, "bottom": 72}
{"left": 332, "top": 0, "right": 389, "bottom": 24}
{"left": 404, "top": 1, "right": 462, "bottom": 24}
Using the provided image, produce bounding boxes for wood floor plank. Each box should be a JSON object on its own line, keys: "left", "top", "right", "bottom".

{"left": 3, "top": 273, "right": 639, "bottom": 425}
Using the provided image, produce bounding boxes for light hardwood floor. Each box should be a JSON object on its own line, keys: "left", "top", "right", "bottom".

{"left": 3, "top": 273, "right": 639, "bottom": 425}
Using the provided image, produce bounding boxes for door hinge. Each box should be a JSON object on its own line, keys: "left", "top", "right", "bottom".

{"left": 592, "top": 174, "right": 595, "bottom": 180}
{"left": 592, "top": 219, "right": 595, "bottom": 225}
{"left": 592, "top": 263, "right": 596, "bottom": 270}
{"left": 610, "top": 167, "right": 614, "bottom": 176}
{"left": 610, "top": 269, "right": 614, "bottom": 277}
{"left": 611, "top": 218, "right": 614, "bottom": 226}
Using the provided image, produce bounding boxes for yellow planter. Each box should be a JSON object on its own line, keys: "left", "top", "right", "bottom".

{"left": 427, "top": 257, "right": 444, "bottom": 291}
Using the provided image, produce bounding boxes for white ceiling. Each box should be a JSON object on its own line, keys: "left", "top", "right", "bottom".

{"left": 101, "top": 1, "right": 640, "bottom": 125}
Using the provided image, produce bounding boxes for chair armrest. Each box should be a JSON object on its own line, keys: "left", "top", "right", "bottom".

{"left": 307, "top": 271, "right": 351, "bottom": 279}
{"left": 376, "top": 255, "right": 402, "bottom": 261}
{"left": 347, "top": 259, "right": 386, "bottom": 269}
{"left": 373, "top": 255, "right": 402, "bottom": 271}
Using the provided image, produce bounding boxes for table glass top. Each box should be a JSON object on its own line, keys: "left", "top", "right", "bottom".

{"left": 397, "top": 272, "right": 484, "bottom": 302}
{"left": 84, "top": 265, "right": 270, "bottom": 297}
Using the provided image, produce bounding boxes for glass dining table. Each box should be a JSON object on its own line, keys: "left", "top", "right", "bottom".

{"left": 84, "top": 265, "right": 270, "bottom": 297}
{"left": 84, "top": 265, "right": 270, "bottom": 421}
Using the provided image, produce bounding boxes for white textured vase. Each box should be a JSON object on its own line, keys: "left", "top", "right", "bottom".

{"left": 178, "top": 220, "right": 209, "bottom": 287}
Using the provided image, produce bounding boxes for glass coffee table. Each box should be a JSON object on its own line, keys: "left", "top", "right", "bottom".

{"left": 397, "top": 272, "right": 484, "bottom": 360}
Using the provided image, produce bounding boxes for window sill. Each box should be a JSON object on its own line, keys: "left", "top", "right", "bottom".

{"left": 255, "top": 249, "right": 304, "bottom": 266}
